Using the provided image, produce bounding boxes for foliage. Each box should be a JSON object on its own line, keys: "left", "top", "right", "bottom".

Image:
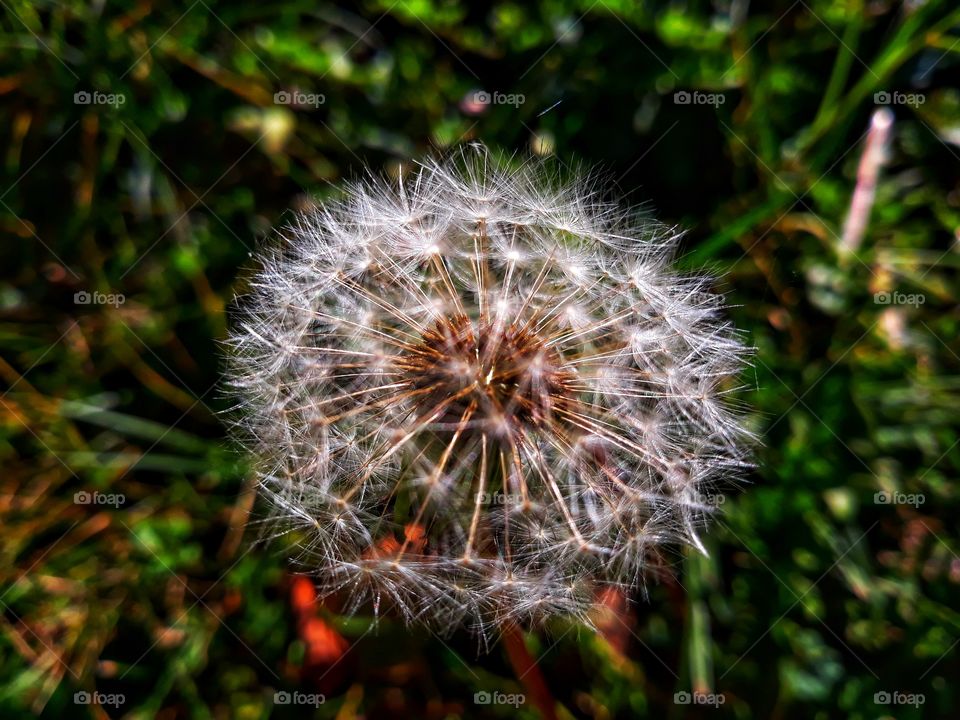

{"left": 1, "top": 1, "right": 958, "bottom": 718}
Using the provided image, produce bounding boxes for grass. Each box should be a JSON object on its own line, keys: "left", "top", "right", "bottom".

{"left": 1, "top": 1, "right": 959, "bottom": 717}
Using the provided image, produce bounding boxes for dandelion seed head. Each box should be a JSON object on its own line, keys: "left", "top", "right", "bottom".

{"left": 226, "top": 144, "right": 753, "bottom": 639}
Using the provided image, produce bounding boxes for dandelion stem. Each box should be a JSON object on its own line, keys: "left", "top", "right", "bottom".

{"left": 501, "top": 621, "right": 558, "bottom": 720}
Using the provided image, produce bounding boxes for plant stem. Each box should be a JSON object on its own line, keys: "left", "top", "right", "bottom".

{"left": 501, "top": 621, "right": 558, "bottom": 720}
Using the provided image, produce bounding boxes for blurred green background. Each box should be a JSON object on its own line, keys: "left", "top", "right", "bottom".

{"left": 2, "top": 1, "right": 959, "bottom": 718}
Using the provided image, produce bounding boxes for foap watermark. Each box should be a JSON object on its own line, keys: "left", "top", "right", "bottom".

{"left": 674, "top": 691, "right": 725, "bottom": 707}
{"left": 874, "top": 91, "right": 925, "bottom": 107}
{"left": 673, "top": 90, "right": 725, "bottom": 107}
{"left": 74, "top": 90, "right": 126, "bottom": 108}
{"left": 74, "top": 691, "right": 125, "bottom": 708}
{"left": 691, "top": 492, "right": 726, "bottom": 507}
{"left": 874, "top": 291, "right": 924, "bottom": 307}
{"left": 474, "top": 691, "right": 525, "bottom": 708}
{"left": 473, "top": 90, "right": 525, "bottom": 108}
{"left": 74, "top": 490, "right": 126, "bottom": 508}
{"left": 874, "top": 691, "right": 925, "bottom": 708}
{"left": 476, "top": 491, "right": 524, "bottom": 506}
{"left": 273, "top": 691, "right": 325, "bottom": 707}
{"left": 75, "top": 290, "right": 125, "bottom": 307}
{"left": 874, "top": 490, "right": 924, "bottom": 508}
{"left": 274, "top": 90, "right": 325, "bottom": 108}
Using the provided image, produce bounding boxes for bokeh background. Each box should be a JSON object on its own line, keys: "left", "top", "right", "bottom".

{"left": 2, "top": 1, "right": 959, "bottom": 718}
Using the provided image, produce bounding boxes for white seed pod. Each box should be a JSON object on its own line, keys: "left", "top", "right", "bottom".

{"left": 226, "top": 144, "right": 753, "bottom": 639}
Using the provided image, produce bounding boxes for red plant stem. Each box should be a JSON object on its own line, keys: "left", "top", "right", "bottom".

{"left": 501, "top": 622, "right": 558, "bottom": 720}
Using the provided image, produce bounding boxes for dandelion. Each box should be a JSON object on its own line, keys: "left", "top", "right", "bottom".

{"left": 226, "top": 144, "right": 752, "bottom": 638}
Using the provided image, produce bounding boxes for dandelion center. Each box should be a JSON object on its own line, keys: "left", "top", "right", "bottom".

{"left": 402, "top": 313, "right": 575, "bottom": 440}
